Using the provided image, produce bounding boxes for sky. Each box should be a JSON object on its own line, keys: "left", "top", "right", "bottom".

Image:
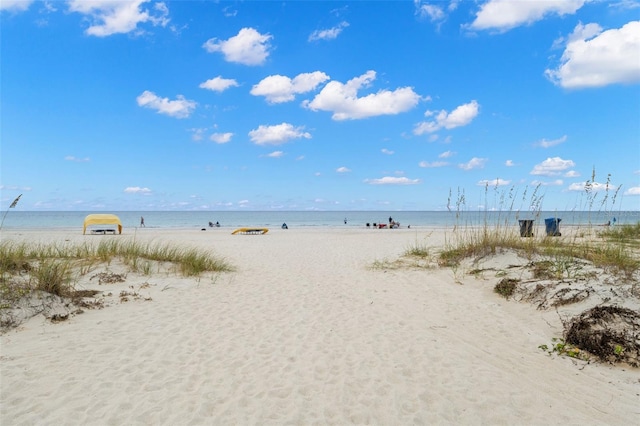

{"left": 1, "top": 0, "right": 639, "bottom": 212}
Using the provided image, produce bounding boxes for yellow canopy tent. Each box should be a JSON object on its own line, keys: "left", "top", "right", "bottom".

{"left": 83, "top": 214, "right": 123, "bottom": 234}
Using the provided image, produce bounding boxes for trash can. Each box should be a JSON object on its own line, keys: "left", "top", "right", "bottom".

{"left": 518, "top": 219, "right": 534, "bottom": 237}
{"left": 544, "top": 218, "right": 561, "bottom": 236}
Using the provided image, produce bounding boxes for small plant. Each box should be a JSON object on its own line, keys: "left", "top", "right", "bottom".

{"left": 539, "top": 338, "right": 587, "bottom": 360}
{"left": 494, "top": 278, "right": 519, "bottom": 298}
{"left": 405, "top": 243, "right": 430, "bottom": 258}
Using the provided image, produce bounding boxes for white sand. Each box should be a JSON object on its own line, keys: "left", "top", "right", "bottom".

{"left": 1, "top": 227, "right": 638, "bottom": 425}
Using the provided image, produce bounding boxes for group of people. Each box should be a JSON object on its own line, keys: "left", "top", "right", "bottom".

{"left": 365, "top": 216, "right": 406, "bottom": 229}
{"left": 208, "top": 221, "right": 220, "bottom": 228}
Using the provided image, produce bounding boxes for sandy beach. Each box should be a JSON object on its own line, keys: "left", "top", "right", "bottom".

{"left": 1, "top": 227, "right": 638, "bottom": 425}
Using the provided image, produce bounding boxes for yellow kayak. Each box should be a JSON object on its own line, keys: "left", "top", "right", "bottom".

{"left": 231, "top": 227, "right": 269, "bottom": 235}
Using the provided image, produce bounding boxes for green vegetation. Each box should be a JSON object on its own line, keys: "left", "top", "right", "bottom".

{"left": 404, "top": 171, "right": 639, "bottom": 280}
{"left": 0, "top": 238, "right": 234, "bottom": 303}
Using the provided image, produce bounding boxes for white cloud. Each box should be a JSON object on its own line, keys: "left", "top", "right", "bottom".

{"left": 266, "top": 151, "right": 284, "bottom": 158}
{"left": 136, "top": 90, "right": 196, "bottom": 118}
{"left": 249, "top": 123, "right": 311, "bottom": 145}
{"left": 251, "top": 71, "right": 330, "bottom": 104}
{"left": 545, "top": 21, "right": 640, "bottom": 88}
{"left": 210, "top": 132, "right": 233, "bottom": 144}
{"left": 565, "top": 170, "right": 581, "bottom": 178}
{"left": 414, "top": 100, "right": 479, "bottom": 134}
{"left": 439, "top": 150, "right": 455, "bottom": 158}
{"left": 203, "top": 27, "right": 272, "bottom": 66}
{"left": 415, "top": 2, "right": 445, "bottom": 22}
{"left": 568, "top": 181, "right": 616, "bottom": 192}
{"left": 468, "top": 0, "right": 585, "bottom": 32}
{"left": 458, "top": 157, "right": 487, "bottom": 170}
{"left": 67, "top": 0, "right": 169, "bottom": 37}
{"left": 0, "top": 0, "right": 34, "bottom": 12}
{"left": 199, "top": 76, "right": 239, "bottom": 92}
{"left": 531, "top": 157, "right": 576, "bottom": 176}
{"left": 303, "top": 70, "right": 421, "bottom": 120}
{"left": 625, "top": 186, "right": 640, "bottom": 195}
{"left": 381, "top": 148, "right": 394, "bottom": 155}
{"left": 308, "top": 21, "right": 349, "bottom": 41}
{"left": 190, "top": 128, "right": 206, "bottom": 141}
{"left": 505, "top": 160, "right": 515, "bottom": 167}
{"left": 364, "top": 176, "right": 421, "bottom": 185}
{"left": 534, "top": 135, "right": 567, "bottom": 148}
{"left": 124, "top": 186, "right": 151, "bottom": 194}
{"left": 64, "top": 155, "right": 90, "bottom": 162}
{"left": 336, "top": 166, "right": 351, "bottom": 173}
{"left": 419, "top": 161, "right": 448, "bottom": 168}
{"left": 477, "top": 178, "right": 510, "bottom": 186}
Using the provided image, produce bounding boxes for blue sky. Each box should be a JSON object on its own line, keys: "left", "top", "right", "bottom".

{"left": 1, "top": 0, "right": 639, "bottom": 212}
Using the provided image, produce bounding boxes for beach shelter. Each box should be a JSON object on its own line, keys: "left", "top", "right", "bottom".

{"left": 83, "top": 214, "right": 122, "bottom": 234}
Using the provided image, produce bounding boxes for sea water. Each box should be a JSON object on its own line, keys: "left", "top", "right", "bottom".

{"left": 0, "top": 210, "right": 637, "bottom": 231}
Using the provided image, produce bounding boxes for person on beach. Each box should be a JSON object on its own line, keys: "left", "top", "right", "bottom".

{"left": 140, "top": 216, "right": 145, "bottom": 227}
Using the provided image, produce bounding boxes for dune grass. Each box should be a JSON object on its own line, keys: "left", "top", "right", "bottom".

{"left": 0, "top": 239, "right": 234, "bottom": 301}
{"left": 406, "top": 174, "right": 638, "bottom": 280}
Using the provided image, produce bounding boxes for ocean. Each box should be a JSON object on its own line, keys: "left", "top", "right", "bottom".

{"left": 0, "top": 210, "right": 637, "bottom": 231}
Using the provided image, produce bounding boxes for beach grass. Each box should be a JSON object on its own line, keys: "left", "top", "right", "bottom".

{"left": 0, "top": 238, "right": 233, "bottom": 302}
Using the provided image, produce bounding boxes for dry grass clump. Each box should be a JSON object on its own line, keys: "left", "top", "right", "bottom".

{"left": 0, "top": 238, "right": 234, "bottom": 329}
{"left": 565, "top": 306, "right": 640, "bottom": 367}
{"left": 494, "top": 278, "right": 519, "bottom": 299}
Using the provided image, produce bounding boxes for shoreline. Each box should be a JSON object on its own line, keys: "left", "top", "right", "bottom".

{"left": 1, "top": 228, "right": 638, "bottom": 424}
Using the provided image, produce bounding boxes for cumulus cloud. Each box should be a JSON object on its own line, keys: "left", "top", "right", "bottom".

{"left": 381, "top": 148, "right": 394, "bottom": 155}
{"left": 364, "top": 176, "right": 421, "bottom": 185}
{"left": 124, "top": 186, "right": 152, "bottom": 194}
{"left": 251, "top": 71, "right": 330, "bottom": 103}
{"left": 477, "top": 178, "right": 510, "bottom": 186}
{"left": 458, "top": 157, "right": 487, "bottom": 171}
{"left": 415, "top": 2, "right": 445, "bottom": 22}
{"left": 530, "top": 157, "right": 576, "bottom": 176}
{"left": 439, "top": 150, "right": 455, "bottom": 158}
{"left": 67, "top": 0, "right": 169, "bottom": 37}
{"left": 0, "top": 0, "right": 34, "bottom": 12}
{"left": 65, "top": 156, "right": 90, "bottom": 162}
{"left": 303, "top": 70, "right": 421, "bottom": 120}
{"left": 505, "top": 160, "right": 515, "bottom": 167}
{"left": 203, "top": 27, "right": 272, "bottom": 66}
{"left": 136, "top": 90, "right": 196, "bottom": 118}
{"left": 419, "top": 161, "right": 448, "bottom": 168}
{"left": 625, "top": 186, "right": 640, "bottom": 195}
{"left": 308, "top": 21, "right": 349, "bottom": 41}
{"left": 568, "top": 181, "right": 617, "bottom": 192}
{"left": 266, "top": 151, "right": 284, "bottom": 158}
{"left": 199, "top": 76, "right": 239, "bottom": 92}
{"left": 414, "top": 100, "right": 480, "bottom": 134}
{"left": 210, "top": 132, "right": 233, "bottom": 144}
{"left": 534, "top": 135, "right": 567, "bottom": 148}
{"left": 468, "top": 0, "right": 585, "bottom": 32}
{"left": 545, "top": 21, "right": 640, "bottom": 88}
{"left": 249, "top": 123, "right": 311, "bottom": 145}
{"left": 336, "top": 167, "right": 351, "bottom": 173}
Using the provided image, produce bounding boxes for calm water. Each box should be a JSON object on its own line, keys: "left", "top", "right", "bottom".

{"left": 1, "top": 210, "right": 637, "bottom": 231}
